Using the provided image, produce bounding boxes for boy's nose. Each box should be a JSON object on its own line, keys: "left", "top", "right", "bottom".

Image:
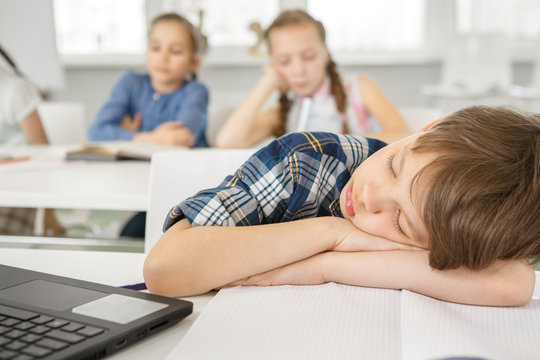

{"left": 362, "top": 181, "right": 392, "bottom": 213}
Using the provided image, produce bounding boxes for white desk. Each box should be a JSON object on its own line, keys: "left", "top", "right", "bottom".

{"left": 0, "top": 248, "right": 215, "bottom": 360}
{"left": 0, "top": 145, "right": 150, "bottom": 211}
{"left": 0, "top": 247, "right": 539, "bottom": 359}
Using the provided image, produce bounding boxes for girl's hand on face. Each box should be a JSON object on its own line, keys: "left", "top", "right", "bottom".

{"left": 120, "top": 112, "right": 142, "bottom": 132}
{"left": 262, "top": 63, "right": 288, "bottom": 92}
{"left": 332, "top": 218, "right": 418, "bottom": 252}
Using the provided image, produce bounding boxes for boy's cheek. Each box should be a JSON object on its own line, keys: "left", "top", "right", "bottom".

{"left": 351, "top": 217, "right": 398, "bottom": 242}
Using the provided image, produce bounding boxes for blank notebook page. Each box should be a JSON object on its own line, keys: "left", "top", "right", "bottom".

{"left": 167, "top": 283, "right": 401, "bottom": 360}
{"left": 401, "top": 291, "right": 540, "bottom": 360}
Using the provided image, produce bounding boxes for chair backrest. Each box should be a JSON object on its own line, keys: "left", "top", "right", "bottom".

{"left": 440, "top": 33, "right": 511, "bottom": 93}
{"left": 145, "top": 148, "right": 254, "bottom": 252}
{"left": 529, "top": 47, "right": 540, "bottom": 89}
{"left": 206, "top": 104, "right": 235, "bottom": 147}
{"left": 399, "top": 107, "right": 444, "bottom": 133}
{"left": 37, "top": 101, "right": 86, "bottom": 144}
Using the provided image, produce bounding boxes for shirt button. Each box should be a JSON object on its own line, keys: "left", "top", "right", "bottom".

{"left": 153, "top": 93, "right": 160, "bottom": 101}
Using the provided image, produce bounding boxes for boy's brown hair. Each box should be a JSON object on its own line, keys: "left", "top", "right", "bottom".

{"left": 264, "top": 10, "right": 348, "bottom": 136}
{"left": 413, "top": 106, "right": 540, "bottom": 270}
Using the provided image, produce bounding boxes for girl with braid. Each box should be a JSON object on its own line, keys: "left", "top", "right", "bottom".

{"left": 216, "top": 9, "right": 410, "bottom": 148}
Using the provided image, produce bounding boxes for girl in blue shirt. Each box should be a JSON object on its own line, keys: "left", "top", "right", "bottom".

{"left": 89, "top": 13, "right": 208, "bottom": 147}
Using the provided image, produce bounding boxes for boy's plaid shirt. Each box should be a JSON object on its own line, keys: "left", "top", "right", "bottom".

{"left": 164, "top": 132, "right": 387, "bottom": 231}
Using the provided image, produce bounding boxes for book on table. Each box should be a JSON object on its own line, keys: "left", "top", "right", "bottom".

{"left": 66, "top": 142, "right": 183, "bottom": 161}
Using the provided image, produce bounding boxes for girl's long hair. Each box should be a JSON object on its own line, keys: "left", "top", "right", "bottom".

{"left": 265, "top": 10, "right": 348, "bottom": 136}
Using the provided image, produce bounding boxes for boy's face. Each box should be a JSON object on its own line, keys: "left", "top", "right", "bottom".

{"left": 146, "top": 20, "right": 199, "bottom": 93}
{"left": 339, "top": 135, "right": 437, "bottom": 249}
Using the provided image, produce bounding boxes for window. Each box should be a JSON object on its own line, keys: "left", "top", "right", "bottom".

{"left": 54, "top": 0, "right": 278, "bottom": 56}
{"left": 55, "top": 0, "right": 538, "bottom": 65}
{"left": 54, "top": 0, "right": 146, "bottom": 54}
{"left": 455, "top": 0, "right": 540, "bottom": 40}
{"left": 54, "top": 0, "right": 425, "bottom": 56}
{"left": 307, "top": 0, "right": 426, "bottom": 51}
{"left": 159, "top": 0, "right": 279, "bottom": 47}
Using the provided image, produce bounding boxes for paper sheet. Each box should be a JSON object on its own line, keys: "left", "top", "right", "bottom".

{"left": 167, "top": 283, "right": 401, "bottom": 360}
{"left": 296, "top": 98, "right": 312, "bottom": 132}
{"left": 168, "top": 275, "right": 540, "bottom": 360}
{"left": 401, "top": 290, "right": 540, "bottom": 360}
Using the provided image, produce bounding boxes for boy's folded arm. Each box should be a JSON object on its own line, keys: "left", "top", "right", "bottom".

{"left": 144, "top": 216, "right": 426, "bottom": 297}
{"left": 143, "top": 217, "right": 347, "bottom": 297}
{"left": 321, "top": 251, "right": 535, "bottom": 306}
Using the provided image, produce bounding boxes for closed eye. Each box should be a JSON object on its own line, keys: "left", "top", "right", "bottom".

{"left": 386, "top": 154, "right": 395, "bottom": 177}
{"left": 387, "top": 153, "right": 405, "bottom": 235}
{"left": 393, "top": 209, "right": 405, "bottom": 235}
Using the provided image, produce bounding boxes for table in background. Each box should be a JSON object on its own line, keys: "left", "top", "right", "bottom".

{"left": 0, "top": 145, "right": 150, "bottom": 211}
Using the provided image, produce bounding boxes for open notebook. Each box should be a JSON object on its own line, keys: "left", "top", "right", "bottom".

{"left": 167, "top": 283, "right": 540, "bottom": 360}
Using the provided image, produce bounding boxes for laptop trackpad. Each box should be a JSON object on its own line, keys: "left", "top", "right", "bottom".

{"left": 73, "top": 294, "right": 169, "bottom": 324}
{"left": 0, "top": 280, "right": 169, "bottom": 325}
{"left": 0, "top": 280, "right": 106, "bottom": 311}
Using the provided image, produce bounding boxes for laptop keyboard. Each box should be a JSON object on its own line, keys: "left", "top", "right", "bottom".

{"left": 0, "top": 304, "right": 105, "bottom": 359}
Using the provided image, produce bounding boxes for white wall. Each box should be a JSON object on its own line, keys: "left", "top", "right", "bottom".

{"left": 0, "top": 0, "right": 65, "bottom": 90}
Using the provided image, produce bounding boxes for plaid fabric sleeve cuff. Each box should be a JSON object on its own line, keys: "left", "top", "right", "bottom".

{"left": 162, "top": 183, "right": 264, "bottom": 231}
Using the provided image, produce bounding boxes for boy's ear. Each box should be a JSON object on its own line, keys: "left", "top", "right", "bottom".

{"left": 190, "top": 55, "right": 201, "bottom": 73}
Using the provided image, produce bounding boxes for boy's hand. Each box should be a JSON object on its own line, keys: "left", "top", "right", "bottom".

{"left": 120, "top": 112, "right": 142, "bottom": 132}
{"left": 332, "top": 218, "right": 416, "bottom": 252}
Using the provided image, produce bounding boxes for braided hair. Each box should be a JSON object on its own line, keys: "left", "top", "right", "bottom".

{"left": 265, "top": 10, "right": 348, "bottom": 136}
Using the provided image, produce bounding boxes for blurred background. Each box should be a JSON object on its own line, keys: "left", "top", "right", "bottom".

{"left": 1, "top": 0, "right": 540, "bottom": 138}
{"left": 1, "top": 0, "right": 540, "bottom": 251}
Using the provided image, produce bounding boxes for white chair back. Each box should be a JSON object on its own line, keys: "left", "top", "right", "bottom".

{"left": 399, "top": 107, "right": 444, "bottom": 133}
{"left": 507, "top": 46, "right": 540, "bottom": 101}
{"left": 440, "top": 33, "right": 511, "bottom": 93}
{"left": 206, "top": 104, "right": 235, "bottom": 147}
{"left": 38, "top": 101, "right": 86, "bottom": 144}
{"left": 145, "top": 148, "right": 254, "bottom": 252}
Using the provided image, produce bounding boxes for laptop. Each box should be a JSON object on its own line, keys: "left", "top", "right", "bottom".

{"left": 0, "top": 264, "right": 193, "bottom": 360}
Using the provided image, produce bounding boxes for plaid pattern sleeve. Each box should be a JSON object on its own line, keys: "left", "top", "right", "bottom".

{"left": 163, "top": 132, "right": 387, "bottom": 231}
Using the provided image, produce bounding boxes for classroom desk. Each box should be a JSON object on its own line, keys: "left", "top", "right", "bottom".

{"left": 0, "top": 145, "right": 150, "bottom": 211}
{"left": 0, "top": 247, "right": 215, "bottom": 360}
{"left": 0, "top": 247, "right": 539, "bottom": 359}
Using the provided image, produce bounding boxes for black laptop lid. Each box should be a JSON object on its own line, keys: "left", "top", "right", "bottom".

{"left": 0, "top": 264, "right": 192, "bottom": 360}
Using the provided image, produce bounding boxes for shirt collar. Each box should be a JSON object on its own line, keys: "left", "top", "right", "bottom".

{"left": 329, "top": 199, "right": 344, "bottom": 218}
{"left": 299, "top": 76, "right": 331, "bottom": 101}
